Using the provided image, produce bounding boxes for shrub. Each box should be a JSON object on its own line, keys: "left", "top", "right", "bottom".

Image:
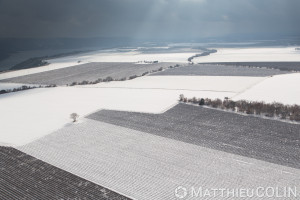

{"left": 192, "top": 97, "right": 198, "bottom": 104}
{"left": 70, "top": 113, "right": 79, "bottom": 122}
{"left": 290, "top": 113, "right": 300, "bottom": 121}
{"left": 246, "top": 106, "right": 255, "bottom": 114}
{"left": 211, "top": 99, "right": 222, "bottom": 108}
{"left": 179, "top": 94, "right": 185, "bottom": 101}
{"left": 290, "top": 105, "right": 300, "bottom": 121}
{"left": 204, "top": 98, "right": 212, "bottom": 106}
{"left": 252, "top": 102, "right": 264, "bottom": 115}
{"left": 223, "top": 100, "right": 236, "bottom": 111}
{"left": 93, "top": 78, "right": 103, "bottom": 84}
{"left": 21, "top": 85, "right": 28, "bottom": 90}
{"left": 129, "top": 75, "right": 138, "bottom": 80}
{"left": 70, "top": 82, "right": 77, "bottom": 86}
{"left": 236, "top": 100, "right": 248, "bottom": 113}
{"left": 104, "top": 76, "right": 114, "bottom": 82}
{"left": 79, "top": 80, "right": 89, "bottom": 85}
{"left": 199, "top": 98, "right": 205, "bottom": 106}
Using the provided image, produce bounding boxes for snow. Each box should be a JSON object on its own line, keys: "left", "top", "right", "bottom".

{"left": 193, "top": 47, "right": 300, "bottom": 63}
{"left": 2, "top": 46, "right": 298, "bottom": 80}
{"left": 0, "top": 50, "right": 197, "bottom": 80}
{"left": 84, "top": 76, "right": 266, "bottom": 93}
{"left": 0, "top": 87, "right": 216, "bottom": 146}
{"left": 0, "top": 73, "right": 299, "bottom": 146}
{"left": 1, "top": 46, "right": 300, "bottom": 146}
{"left": 233, "top": 73, "right": 300, "bottom": 105}
{"left": 0, "top": 62, "right": 83, "bottom": 80}
{"left": 18, "top": 119, "right": 300, "bottom": 200}
{"left": 72, "top": 51, "right": 196, "bottom": 63}
{"left": 2, "top": 46, "right": 298, "bottom": 81}
{"left": 0, "top": 75, "right": 265, "bottom": 146}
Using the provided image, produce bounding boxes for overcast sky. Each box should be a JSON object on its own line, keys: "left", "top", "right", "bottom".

{"left": 0, "top": 0, "right": 299, "bottom": 40}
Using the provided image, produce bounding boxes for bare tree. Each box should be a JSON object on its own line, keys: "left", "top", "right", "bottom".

{"left": 70, "top": 113, "right": 79, "bottom": 122}
{"left": 179, "top": 94, "right": 185, "bottom": 101}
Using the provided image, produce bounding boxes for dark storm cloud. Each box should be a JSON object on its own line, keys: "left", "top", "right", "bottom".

{"left": 0, "top": 0, "right": 299, "bottom": 39}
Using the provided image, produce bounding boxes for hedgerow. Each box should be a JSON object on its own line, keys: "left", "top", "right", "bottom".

{"left": 0, "top": 84, "right": 57, "bottom": 95}
{"left": 179, "top": 94, "right": 300, "bottom": 122}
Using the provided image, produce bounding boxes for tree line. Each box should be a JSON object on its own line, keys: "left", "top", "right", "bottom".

{"left": 179, "top": 95, "right": 300, "bottom": 122}
{"left": 188, "top": 49, "right": 217, "bottom": 63}
{"left": 0, "top": 84, "right": 57, "bottom": 95}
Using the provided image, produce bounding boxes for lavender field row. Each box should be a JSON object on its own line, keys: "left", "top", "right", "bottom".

{"left": 0, "top": 62, "right": 177, "bottom": 85}
{"left": 18, "top": 120, "right": 300, "bottom": 200}
{"left": 151, "top": 64, "right": 290, "bottom": 77}
{"left": 199, "top": 62, "right": 300, "bottom": 71}
{"left": 0, "top": 146, "right": 130, "bottom": 200}
{"left": 88, "top": 103, "right": 300, "bottom": 169}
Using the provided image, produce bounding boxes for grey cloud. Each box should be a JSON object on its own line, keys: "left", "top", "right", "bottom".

{"left": 0, "top": 0, "right": 299, "bottom": 39}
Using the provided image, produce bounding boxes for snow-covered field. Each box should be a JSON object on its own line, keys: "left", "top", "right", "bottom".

{"left": 18, "top": 119, "right": 300, "bottom": 200}
{"left": 0, "top": 87, "right": 213, "bottom": 146}
{"left": 1, "top": 72, "right": 300, "bottom": 146}
{"left": 85, "top": 76, "right": 266, "bottom": 93}
{"left": 1, "top": 45, "right": 300, "bottom": 200}
{"left": 0, "top": 75, "right": 265, "bottom": 146}
{"left": 0, "top": 61, "right": 83, "bottom": 80}
{"left": 233, "top": 73, "right": 300, "bottom": 105}
{"left": 72, "top": 51, "right": 197, "bottom": 63}
{"left": 193, "top": 47, "right": 300, "bottom": 63}
{"left": 1, "top": 47, "right": 299, "bottom": 80}
{"left": 1, "top": 47, "right": 300, "bottom": 146}
{"left": 0, "top": 50, "right": 198, "bottom": 80}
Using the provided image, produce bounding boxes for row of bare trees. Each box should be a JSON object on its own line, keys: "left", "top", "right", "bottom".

{"left": 188, "top": 49, "right": 217, "bottom": 63}
{"left": 179, "top": 94, "right": 300, "bottom": 122}
{"left": 69, "top": 76, "right": 117, "bottom": 86}
{"left": 0, "top": 84, "right": 57, "bottom": 95}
